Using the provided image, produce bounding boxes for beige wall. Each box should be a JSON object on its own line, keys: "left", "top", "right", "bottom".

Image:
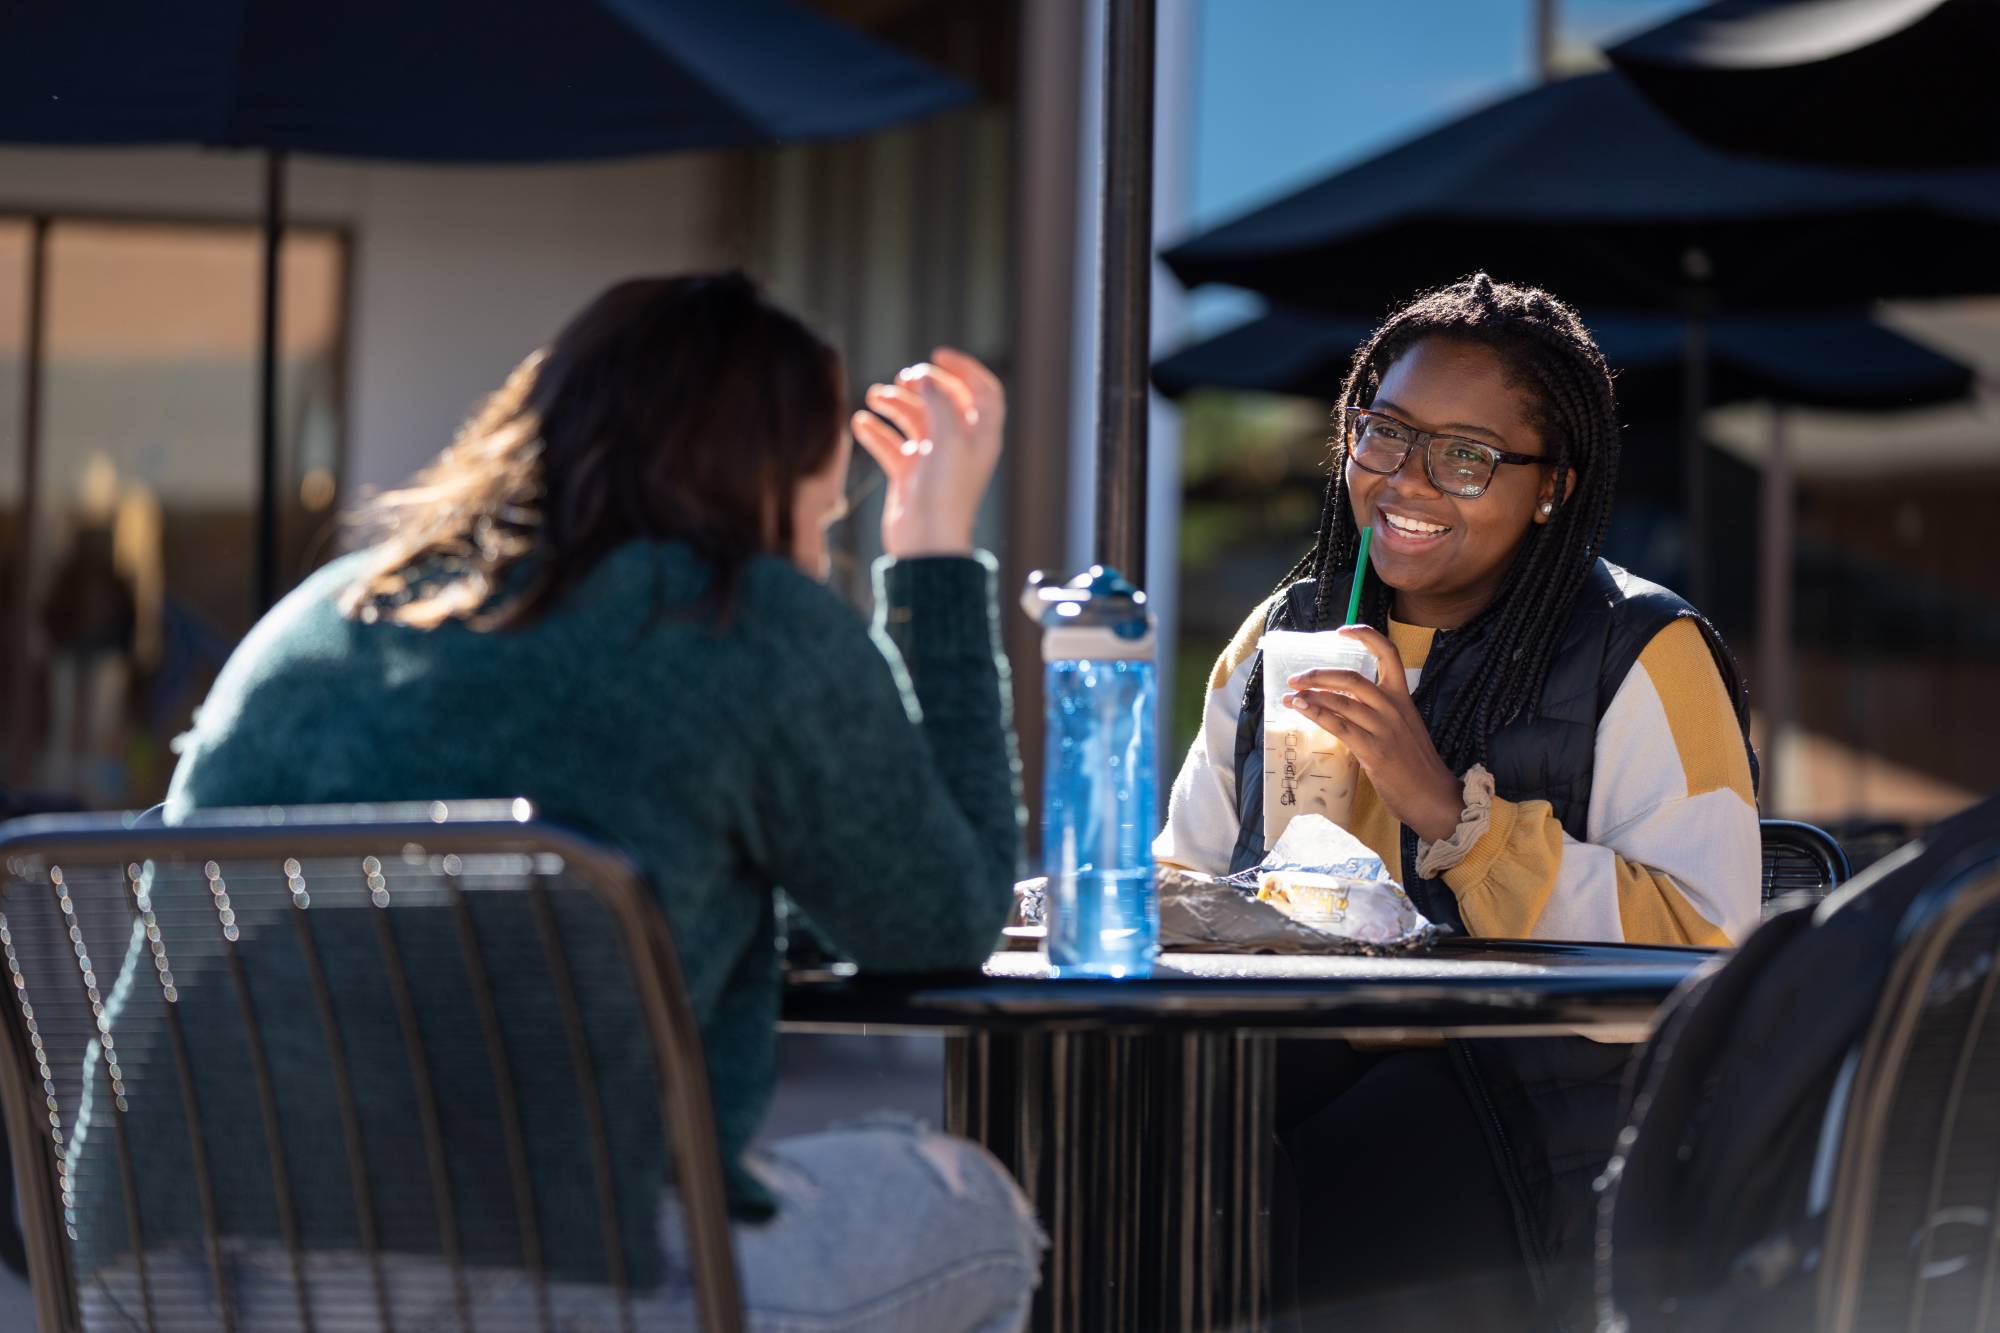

{"left": 0, "top": 144, "right": 743, "bottom": 503}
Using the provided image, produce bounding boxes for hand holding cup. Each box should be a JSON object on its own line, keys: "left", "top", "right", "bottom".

{"left": 1283, "top": 625, "right": 1464, "bottom": 844}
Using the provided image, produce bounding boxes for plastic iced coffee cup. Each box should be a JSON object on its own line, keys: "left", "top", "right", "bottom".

{"left": 1259, "top": 630, "right": 1380, "bottom": 851}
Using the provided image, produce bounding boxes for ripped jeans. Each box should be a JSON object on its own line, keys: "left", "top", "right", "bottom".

{"left": 83, "top": 1117, "right": 1046, "bottom": 1333}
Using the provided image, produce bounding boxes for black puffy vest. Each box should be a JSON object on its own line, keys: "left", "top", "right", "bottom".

{"left": 1228, "top": 558, "right": 1755, "bottom": 1329}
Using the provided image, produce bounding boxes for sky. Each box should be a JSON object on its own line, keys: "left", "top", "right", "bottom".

{"left": 1184, "top": 0, "right": 1706, "bottom": 327}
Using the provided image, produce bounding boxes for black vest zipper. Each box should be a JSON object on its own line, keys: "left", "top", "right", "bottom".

{"left": 1402, "top": 640, "right": 1556, "bottom": 1316}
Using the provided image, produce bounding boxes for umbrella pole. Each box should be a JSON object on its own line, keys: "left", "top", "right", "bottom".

{"left": 1680, "top": 259, "right": 1712, "bottom": 608}
{"left": 1532, "top": 0, "right": 1558, "bottom": 83}
{"left": 1757, "top": 403, "right": 1795, "bottom": 812}
{"left": 256, "top": 150, "right": 286, "bottom": 614}
{"left": 1093, "top": 0, "right": 1156, "bottom": 579}
{"left": 7, "top": 217, "right": 49, "bottom": 784}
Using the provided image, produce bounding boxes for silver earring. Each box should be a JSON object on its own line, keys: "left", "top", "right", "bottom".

{"left": 1540, "top": 502, "right": 1553, "bottom": 515}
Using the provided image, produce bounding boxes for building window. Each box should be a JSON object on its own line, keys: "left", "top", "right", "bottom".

{"left": 2, "top": 216, "right": 347, "bottom": 807}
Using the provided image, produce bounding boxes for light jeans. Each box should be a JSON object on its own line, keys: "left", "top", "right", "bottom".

{"left": 82, "top": 1117, "right": 1046, "bottom": 1333}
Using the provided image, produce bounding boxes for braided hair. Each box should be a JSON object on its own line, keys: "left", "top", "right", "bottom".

{"left": 1253, "top": 273, "right": 1621, "bottom": 774}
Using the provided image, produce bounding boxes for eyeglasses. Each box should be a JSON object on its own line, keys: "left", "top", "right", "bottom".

{"left": 1340, "top": 407, "right": 1546, "bottom": 499}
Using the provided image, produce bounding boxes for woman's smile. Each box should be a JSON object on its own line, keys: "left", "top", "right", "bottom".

{"left": 1374, "top": 502, "right": 1456, "bottom": 552}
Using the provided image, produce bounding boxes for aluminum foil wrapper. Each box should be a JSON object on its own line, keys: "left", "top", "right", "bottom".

{"left": 1015, "top": 876, "right": 1046, "bottom": 926}
{"left": 1015, "top": 817, "right": 1438, "bottom": 955}
{"left": 1165, "top": 815, "right": 1438, "bottom": 955}
{"left": 1157, "top": 870, "right": 1435, "bottom": 955}
{"left": 1260, "top": 813, "right": 1393, "bottom": 883}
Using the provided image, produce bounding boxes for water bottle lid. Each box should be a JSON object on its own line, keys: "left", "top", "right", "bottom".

{"left": 1021, "top": 566, "right": 1153, "bottom": 638}
{"left": 1023, "top": 567, "right": 1154, "bottom": 661}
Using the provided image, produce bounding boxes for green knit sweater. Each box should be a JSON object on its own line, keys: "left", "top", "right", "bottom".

{"left": 145, "top": 541, "right": 1021, "bottom": 1283}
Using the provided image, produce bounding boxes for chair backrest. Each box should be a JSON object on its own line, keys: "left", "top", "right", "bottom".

{"left": 1819, "top": 849, "right": 2000, "bottom": 1333}
{"left": 1760, "top": 818, "right": 1850, "bottom": 910}
{"left": 0, "top": 801, "right": 743, "bottom": 1333}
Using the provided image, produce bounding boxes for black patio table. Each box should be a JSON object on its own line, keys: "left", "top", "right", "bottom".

{"left": 782, "top": 935, "right": 1713, "bottom": 1333}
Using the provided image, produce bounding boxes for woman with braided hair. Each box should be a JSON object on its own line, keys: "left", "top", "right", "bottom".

{"left": 1156, "top": 274, "right": 1758, "bottom": 1330}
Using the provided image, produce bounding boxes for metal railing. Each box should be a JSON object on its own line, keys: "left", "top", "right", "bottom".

{"left": 1760, "top": 818, "right": 1850, "bottom": 911}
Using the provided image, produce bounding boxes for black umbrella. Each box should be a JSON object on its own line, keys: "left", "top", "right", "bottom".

{"left": 0, "top": 0, "right": 972, "bottom": 610}
{"left": 1161, "top": 71, "right": 2000, "bottom": 312}
{"left": 1608, "top": 0, "right": 2000, "bottom": 169}
{"left": 1151, "top": 306, "right": 1977, "bottom": 416}
{"left": 0, "top": 0, "right": 967, "bottom": 158}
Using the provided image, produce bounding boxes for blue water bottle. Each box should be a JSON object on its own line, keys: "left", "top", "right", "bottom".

{"left": 1023, "top": 567, "right": 1159, "bottom": 979}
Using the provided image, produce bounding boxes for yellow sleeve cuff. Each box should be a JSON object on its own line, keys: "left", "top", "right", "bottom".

{"left": 1440, "top": 795, "right": 1565, "bottom": 938}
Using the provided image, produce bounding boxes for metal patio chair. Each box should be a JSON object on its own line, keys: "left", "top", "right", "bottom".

{"left": 0, "top": 801, "right": 744, "bottom": 1332}
{"left": 1819, "top": 845, "right": 2000, "bottom": 1333}
{"left": 1761, "top": 819, "right": 1850, "bottom": 913}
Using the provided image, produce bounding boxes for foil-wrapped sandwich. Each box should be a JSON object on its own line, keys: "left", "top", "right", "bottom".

{"left": 1155, "top": 816, "right": 1438, "bottom": 954}
{"left": 1256, "top": 872, "right": 1351, "bottom": 920}
{"left": 1255, "top": 869, "right": 1426, "bottom": 946}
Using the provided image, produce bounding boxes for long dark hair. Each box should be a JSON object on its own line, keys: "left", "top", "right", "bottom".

{"left": 340, "top": 271, "right": 844, "bottom": 629}
{"left": 1268, "top": 272, "right": 1622, "bottom": 772}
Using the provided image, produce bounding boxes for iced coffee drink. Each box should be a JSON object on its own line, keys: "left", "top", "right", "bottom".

{"left": 1259, "top": 630, "right": 1379, "bottom": 851}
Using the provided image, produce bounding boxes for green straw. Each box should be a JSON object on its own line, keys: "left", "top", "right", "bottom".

{"left": 1343, "top": 526, "right": 1373, "bottom": 625}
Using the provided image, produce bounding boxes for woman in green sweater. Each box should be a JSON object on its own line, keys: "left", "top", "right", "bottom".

{"left": 143, "top": 273, "right": 1042, "bottom": 1330}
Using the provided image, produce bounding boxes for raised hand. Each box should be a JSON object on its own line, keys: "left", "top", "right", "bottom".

{"left": 851, "top": 347, "right": 1005, "bottom": 559}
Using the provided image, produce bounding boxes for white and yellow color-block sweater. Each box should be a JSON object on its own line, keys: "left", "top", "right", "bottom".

{"left": 1155, "top": 601, "right": 1762, "bottom": 946}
